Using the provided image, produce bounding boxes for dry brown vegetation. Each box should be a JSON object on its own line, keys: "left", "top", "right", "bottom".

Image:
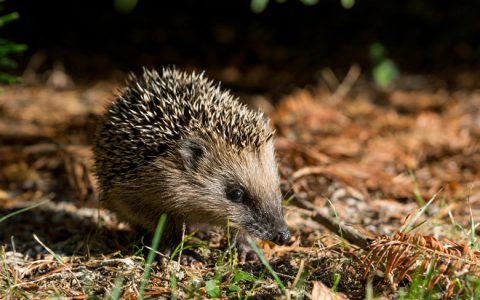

{"left": 1, "top": 69, "right": 480, "bottom": 299}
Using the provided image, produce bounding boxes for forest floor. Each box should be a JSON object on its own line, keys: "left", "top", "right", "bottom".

{"left": 1, "top": 68, "right": 480, "bottom": 299}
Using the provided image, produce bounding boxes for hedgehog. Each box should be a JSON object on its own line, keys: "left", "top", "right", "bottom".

{"left": 93, "top": 67, "right": 290, "bottom": 260}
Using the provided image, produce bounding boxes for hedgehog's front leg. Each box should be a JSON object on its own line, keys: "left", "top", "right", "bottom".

{"left": 157, "top": 217, "right": 183, "bottom": 257}
{"left": 159, "top": 219, "right": 206, "bottom": 264}
{"left": 231, "top": 230, "right": 259, "bottom": 263}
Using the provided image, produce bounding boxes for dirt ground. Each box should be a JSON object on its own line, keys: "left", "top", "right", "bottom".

{"left": 0, "top": 66, "right": 479, "bottom": 299}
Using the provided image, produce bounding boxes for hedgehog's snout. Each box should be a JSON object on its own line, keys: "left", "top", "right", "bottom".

{"left": 272, "top": 227, "right": 291, "bottom": 245}
{"left": 244, "top": 214, "right": 291, "bottom": 245}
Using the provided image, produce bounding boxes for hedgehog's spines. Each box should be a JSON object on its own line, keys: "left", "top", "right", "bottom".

{"left": 94, "top": 67, "right": 273, "bottom": 186}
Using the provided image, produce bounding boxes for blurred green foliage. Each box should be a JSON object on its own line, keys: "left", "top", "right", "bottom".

{"left": 251, "top": 0, "right": 353, "bottom": 13}
{"left": 370, "top": 42, "right": 399, "bottom": 88}
{"left": 250, "top": 0, "right": 269, "bottom": 13}
{"left": 340, "top": 0, "right": 355, "bottom": 9}
{"left": 0, "top": 4, "right": 27, "bottom": 84}
{"left": 205, "top": 279, "right": 221, "bottom": 298}
{"left": 300, "top": 0, "right": 319, "bottom": 6}
{"left": 114, "top": 0, "right": 138, "bottom": 14}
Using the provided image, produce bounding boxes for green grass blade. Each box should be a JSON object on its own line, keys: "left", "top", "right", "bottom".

{"left": 0, "top": 12, "right": 19, "bottom": 27}
{"left": 169, "top": 230, "right": 196, "bottom": 261}
{"left": 33, "top": 234, "right": 65, "bottom": 265}
{"left": 138, "top": 214, "right": 167, "bottom": 300}
{"left": 246, "top": 237, "right": 286, "bottom": 293}
{"left": 170, "top": 269, "right": 178, "bottom": 300}
{"left": 0, "top": 199, "right": 49, "bottom": 223}
{"left": 108, "top": 277, "right": 124, "bottom": 300}
{"left": 400, "top": 189, "right": 442, "bottom": 233}
{"left": 467, "top": 189, "right": 477, "bottom": 249}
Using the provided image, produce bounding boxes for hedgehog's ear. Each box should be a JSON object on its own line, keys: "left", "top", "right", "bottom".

{"left": 179, "top": 136, "right": 208, "bottom": 171}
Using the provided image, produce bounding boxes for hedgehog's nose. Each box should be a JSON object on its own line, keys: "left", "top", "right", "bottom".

{"left": 273, "top": 228, "right": 291, "bottom": 245}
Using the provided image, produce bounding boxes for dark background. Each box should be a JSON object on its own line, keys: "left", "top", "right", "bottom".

{"left": 4, "top": 0, "right": 480, "bottom": 93}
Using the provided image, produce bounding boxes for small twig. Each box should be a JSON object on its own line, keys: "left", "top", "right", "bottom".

{"left": 291, "top": 166, "right": 329, "bottom": 182}
{"left": 142, "top": 245, "right": 167, "bottom": 259}
{"left": 177, "top": 222, "right": 186, "bottom": 270}
{"left": 291, "top": 259, "right": 305, "bottom": 289}
{"left": 320, "top": 67, "right": 340, "bottom": 92}
{"left": 10, "top": 236, "right": 18, "bottom": 285}
{"left": 12, "top": 272, "right": 66, "bottom": 288}
{"left": 293, "top": 197, "right": 372, "bottom": 248}
{"left": 328, "top": 64, "right": 361, "bottom": 104}
{"left": 271, "top": 245, "right": 321, "bottom": 254}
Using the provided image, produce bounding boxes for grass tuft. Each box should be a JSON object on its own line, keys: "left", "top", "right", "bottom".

{"left": 400, "top": 188, "right": 442, "bottom": 234}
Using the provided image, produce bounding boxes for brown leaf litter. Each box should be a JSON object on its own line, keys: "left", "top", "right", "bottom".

{"left": 1, "top": 77, "right": 480, "bottom": 298}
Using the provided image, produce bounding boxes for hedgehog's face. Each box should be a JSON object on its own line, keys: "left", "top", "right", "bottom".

{"left": 178, "top": 135, "right": 291, "bottom": 245}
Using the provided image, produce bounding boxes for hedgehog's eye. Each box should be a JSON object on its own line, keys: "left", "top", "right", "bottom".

{"left": 227, "top": 187, "right": 246, "bottom": 203}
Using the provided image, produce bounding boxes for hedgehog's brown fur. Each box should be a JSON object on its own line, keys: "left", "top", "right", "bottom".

{"left": 93, "top": 68, "right": 290, "bottom": 258}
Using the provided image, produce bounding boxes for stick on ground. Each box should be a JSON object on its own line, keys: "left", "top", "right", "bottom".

{"left": 293, "top": 197, "right": 372, "bottom": 248}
